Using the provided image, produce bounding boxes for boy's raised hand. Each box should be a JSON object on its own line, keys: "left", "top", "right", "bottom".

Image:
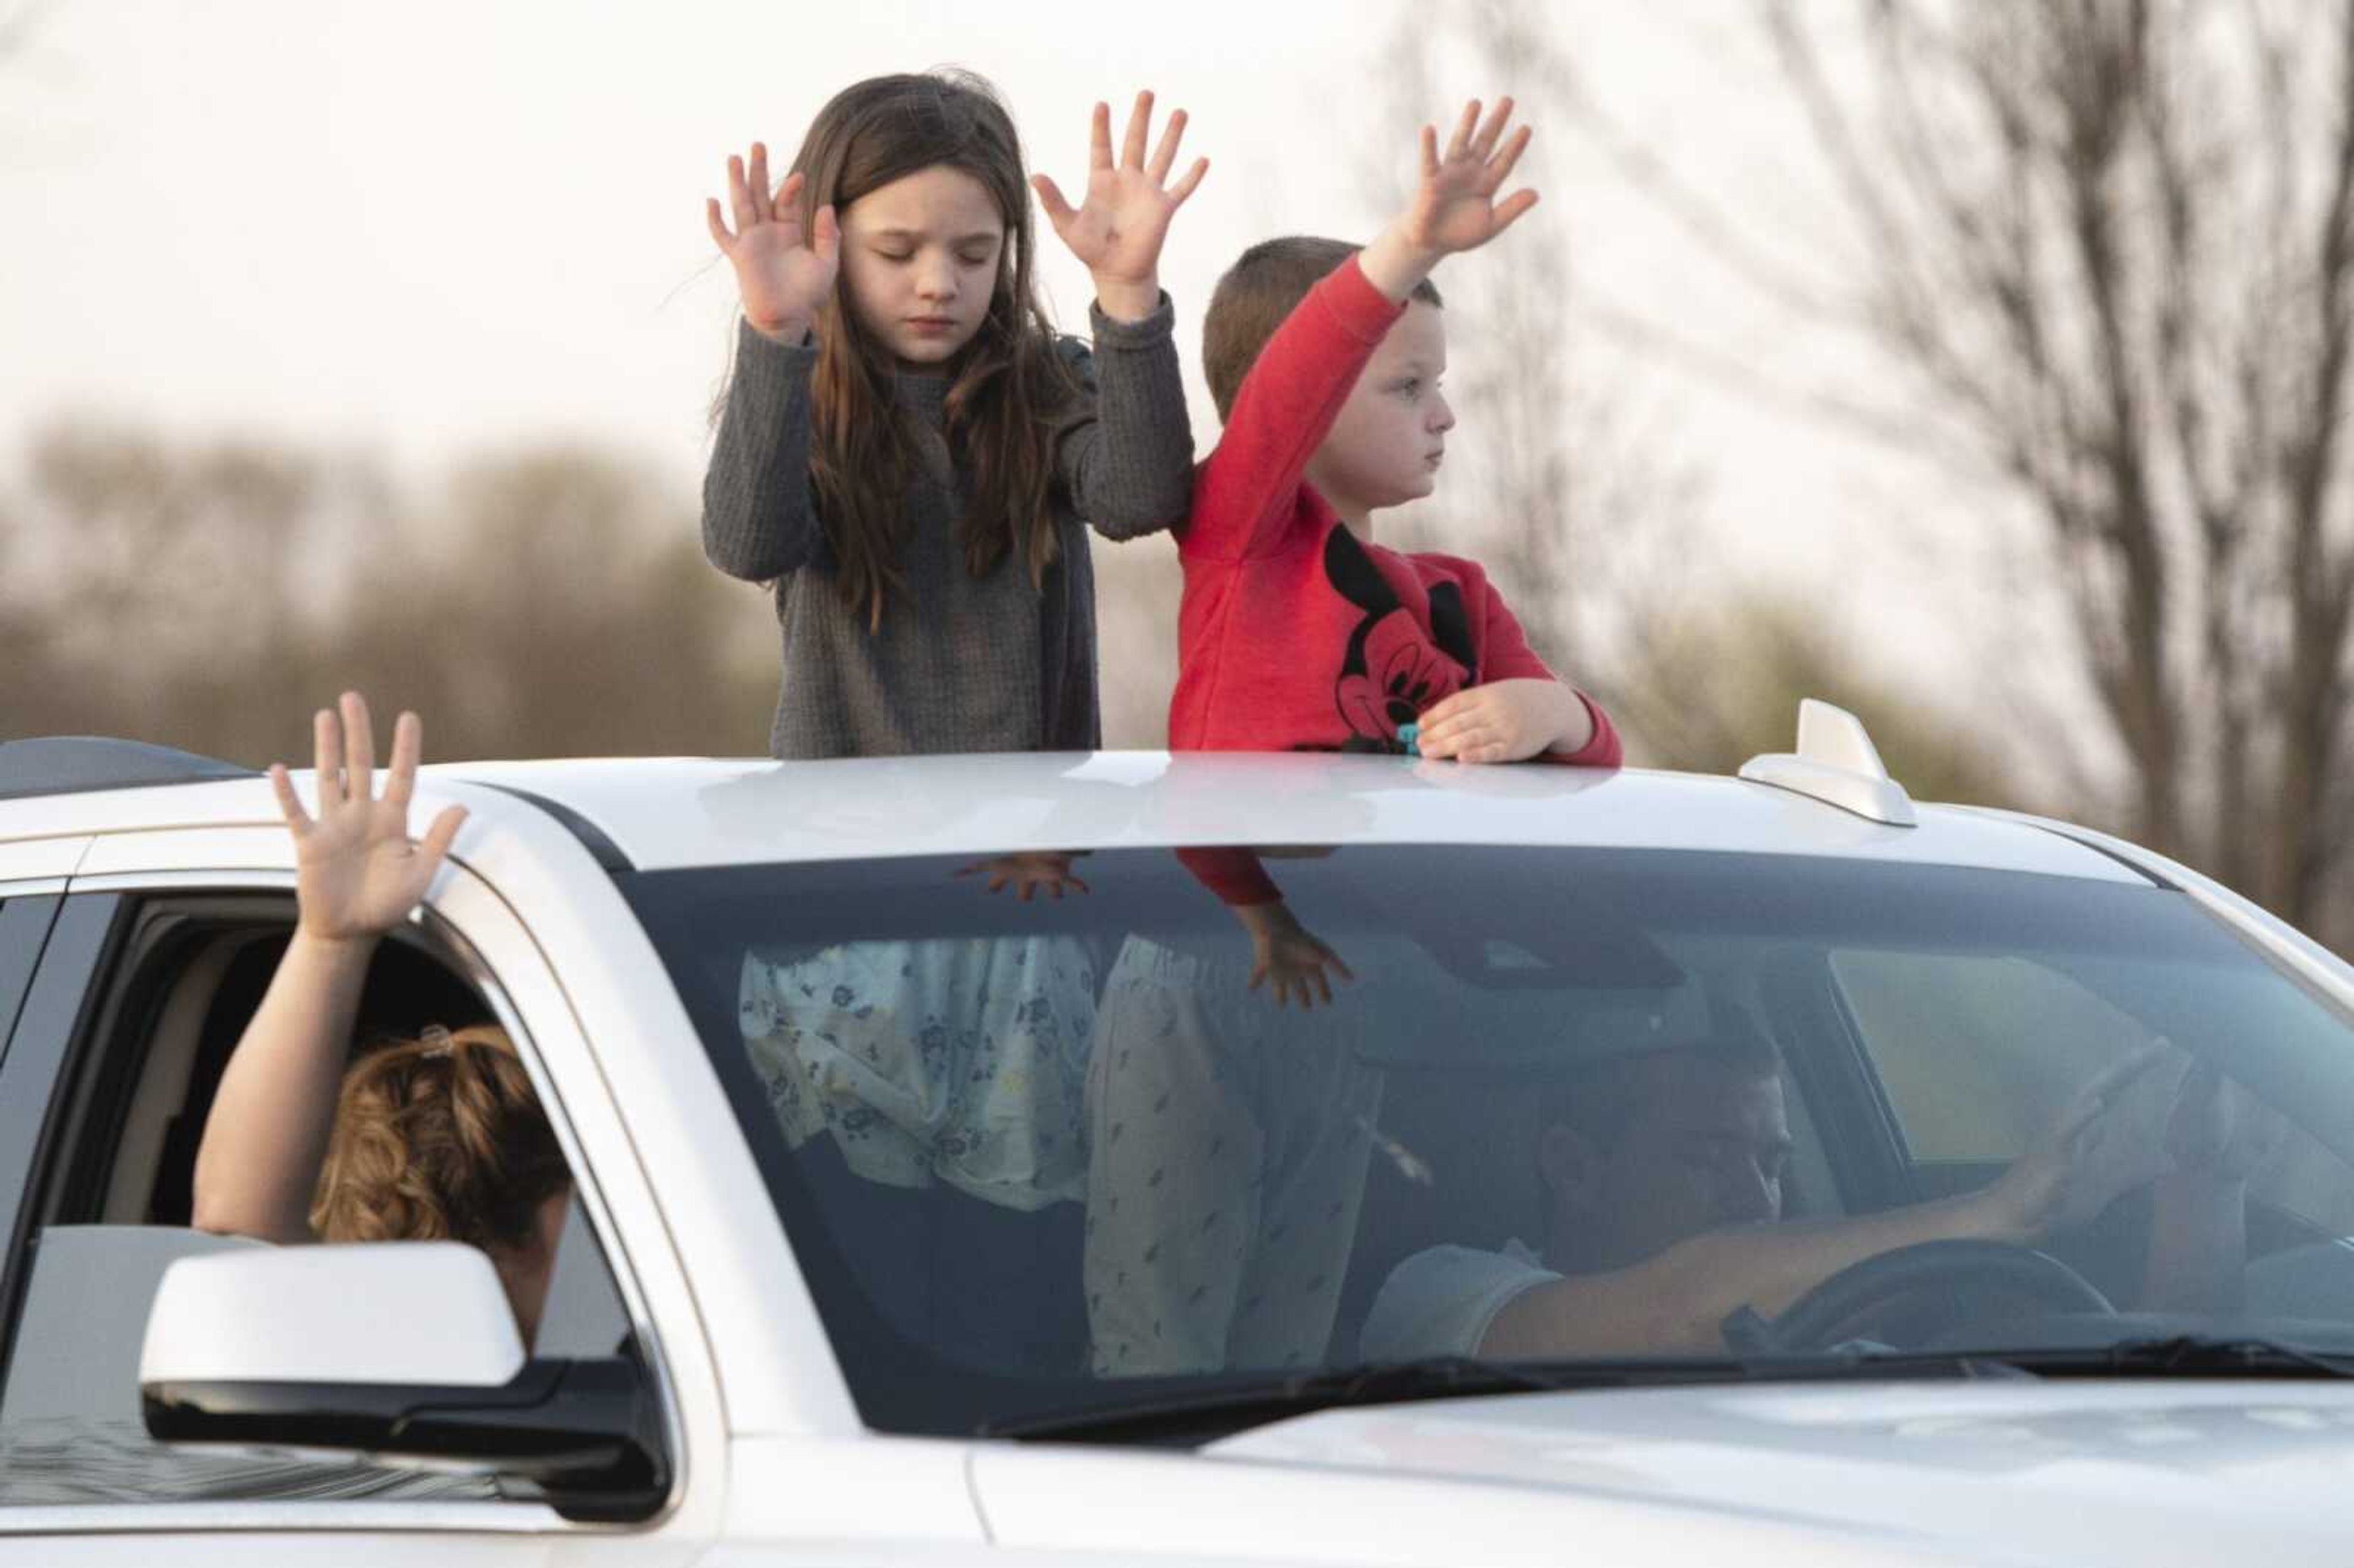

{"left": 707, "top": 142, "right": 841, "bottom": 343}
{"left": 269, "top": 693, "right": 467, "bottom": 947}
{"left": 1033, "top": 91, "right": 1208, "bottom": 323}
{"left": 1401, "top": 97, "right": 1537, "bottom": 257}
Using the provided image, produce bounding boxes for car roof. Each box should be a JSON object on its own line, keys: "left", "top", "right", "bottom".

{"left": 0, "top": 750, "right": 2148, "bottom": 883}
{"left": 435, "top": 752, "right": 2143, "bottom": 881}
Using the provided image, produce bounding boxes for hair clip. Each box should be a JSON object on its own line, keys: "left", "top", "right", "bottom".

{"left": 419, "top": 1024, "right": 457, "bottom": 1059}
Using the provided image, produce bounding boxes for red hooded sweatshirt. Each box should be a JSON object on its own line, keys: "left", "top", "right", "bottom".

{"left": 1167, "top": 256, "right": 1621, "bottom": 903}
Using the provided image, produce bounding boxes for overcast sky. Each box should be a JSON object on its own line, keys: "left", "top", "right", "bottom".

{"left": 4, "top": 1, "right": 2026, "bottom": 704}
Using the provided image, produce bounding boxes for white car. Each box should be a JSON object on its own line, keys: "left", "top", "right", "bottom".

{"left": 3, "top": 702, "right": 2354, "bottom": 1565}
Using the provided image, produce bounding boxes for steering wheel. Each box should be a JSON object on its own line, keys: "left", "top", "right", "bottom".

{"left": 1732, "top": 1239, "right": 2117, "bottom": 1355}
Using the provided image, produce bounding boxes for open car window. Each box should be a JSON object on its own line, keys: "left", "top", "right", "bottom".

{"left": 0, "top": 901, "right": 628, "bottom": 1509}
{"left": 626, "top": 846, "right": 2354, "bottom": 1438}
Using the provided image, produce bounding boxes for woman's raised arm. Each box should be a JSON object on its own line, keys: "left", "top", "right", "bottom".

{"left": 191, "top": 694, "right": 467, "bottom": 1243}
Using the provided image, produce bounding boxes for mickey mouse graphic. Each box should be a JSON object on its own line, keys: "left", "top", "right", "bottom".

{"left": 1322, "top": 526, "right": 1477, "bottom": 753}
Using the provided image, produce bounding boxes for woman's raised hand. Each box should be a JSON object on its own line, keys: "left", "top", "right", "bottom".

{"left": 1032, "top": 91, "right": 1207, "bottom": 322}
{"left": 1397, "top": 97, "right": 1537, "bottom": 259}
{"left": 707, "top": 142, "right": 841, "bottom": 343}
{"left": 269, "top": 693, "right": 468, "bottom": 946}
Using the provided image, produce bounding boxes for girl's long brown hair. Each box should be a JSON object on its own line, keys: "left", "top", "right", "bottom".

{"left": 786, "top": 70, "right": 1080, "bottom": 631}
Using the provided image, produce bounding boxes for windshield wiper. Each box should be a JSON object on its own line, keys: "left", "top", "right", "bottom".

{"left": 983, "top": 1351, "right": 2016, "bottom": 1444}
{"left": 988, "top": 1336, "right": 2354, "bottom": 1446}
{"left": 984, "top": 1356, "right": 1589, "bottom": 1444}
{"left": 1951, "top": 1334, "right": 2354, "bottom": 1379}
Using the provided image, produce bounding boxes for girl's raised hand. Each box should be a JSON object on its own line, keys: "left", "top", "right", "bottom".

{"left": 1032, "top": 91, "right": 1208, "bottom": 322}
{"left": 706, "top": 142, "right": 841, "bottom": 343}
{"left": 1398, "top": 97, "right": 1537, "bottom": 259}
{"left": 270, "top": 693, "right": 467, "bottom": 946}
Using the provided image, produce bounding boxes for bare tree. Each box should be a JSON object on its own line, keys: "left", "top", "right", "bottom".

{"left": 1363, "top": 1, "right": 1628, "bottom": 678}
{"left": 1556, "top": 1, "right": 2354, "bottom": 934}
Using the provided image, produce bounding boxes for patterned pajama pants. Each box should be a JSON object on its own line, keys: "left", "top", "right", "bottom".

{"left": 1084, "top": 937, "right": 1384, "bottom": 1376}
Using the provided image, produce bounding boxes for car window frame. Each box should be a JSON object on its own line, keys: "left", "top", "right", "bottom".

{"left": 0, "top": 870, "right": 693, "bottom": 1539}
{"left": 0, "top": 894, "right": 64, "bottom": 1069}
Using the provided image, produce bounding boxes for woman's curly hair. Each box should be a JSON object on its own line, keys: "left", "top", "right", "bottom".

{"left": 310, "top": 1023, "right": 571, "bottom": 1254}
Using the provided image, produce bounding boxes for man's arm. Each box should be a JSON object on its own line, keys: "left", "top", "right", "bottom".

{"left": 1484, "top": 1046, "right": 2170, "bottom": 1357}
{"left": 1482, "top": 1190, "right": 2019, "bottom": 1357}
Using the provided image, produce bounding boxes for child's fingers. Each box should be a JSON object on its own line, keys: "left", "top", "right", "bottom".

{"left": 1445, "top": 99, "right": 1482, "bottom": 162}
{"left": 769, "top": 167, "right": 804, "bottom": 224}
{"left": 1416, "top": 698, "right": 1468, "bottom": 736}
{"left": 1030, "top": 172, "right": 1078, "bottom": 230}
{"left": 1419, "top": 123, "right": 1440, "bottom": 180}
{"left": 705, "top": 197, "right": 734, "bottom": 252}
{"left": 1471, "top": 95, "right": 1515, "bottom": 160}
{"left": 1147, "top": 106, "right": 1187, "bottom": 183}
{"left": 1168, "top": 156, "right": 1209, "bottom": 207}
{"left": 1417, "top": 696, "right": 1486, "bottom": 749}
{"left": 1417, "top": 707, "right": 1466, "bottom": 742}
{"left": 340, "top": 691, "right": 376, "bottom": 804}
{"left": 1490, "top": 189, "right": 1540, "bottom": 236}
{"left": 1063, "top": 871, "right": 1092, "bottom": 896}
{"left": 1122, "top": 89, "right": 1154, "bottom": 170}
{"left": 811, "top": 204, "right": 840, "bottom": 263}
{"left": 267, "top": 763, "right": 313, "bottom": 835}
{"left": 1327, "top": 950, "right": 1357, "bottom": 983}
{"left": 313, "top": 707, "right": 344, "bottom": 807}
{"left": 728, "top": 154, "right": 758, "bottom": 234}
{"left": 1089, "top": 100, "right": 1114, "bottom": 170}
{"left": 1483, "top": 124, "right": 1534, "bottom": 192}
{"left": 748, "top": 142, "right": 772, "bottom": 218}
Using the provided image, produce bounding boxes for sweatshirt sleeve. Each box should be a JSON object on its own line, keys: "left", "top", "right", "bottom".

{"left": 1053, "top": 294, "right": 1197, "bottom": 541}
{"left": 1184, "top": 257, "right": 1405, "bottom": 563}
{"left": 1173, "top": 846, "right": 1283, "bottom": 907}
{"left": 701, "top": 320, "right": 825, "bottom": 582}
{"left": 1551, "top": 695, "right": 1623, "bottom": 769}
{"left": 1476, "top": 576, "right": 1623, "bottom": 768}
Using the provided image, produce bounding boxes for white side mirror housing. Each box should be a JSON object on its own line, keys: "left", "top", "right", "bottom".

{"left": 140, "top": 1241, "right": 524, "bottom": 1390}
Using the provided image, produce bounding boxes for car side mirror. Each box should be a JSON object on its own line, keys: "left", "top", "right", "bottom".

{"left": 139, "top": 1242, "right": 665, "bottom": 1520}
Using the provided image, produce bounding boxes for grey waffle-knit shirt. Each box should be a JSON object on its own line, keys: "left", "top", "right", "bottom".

{"left": 701, "top": 297, "right": 1194, "bottom": 759}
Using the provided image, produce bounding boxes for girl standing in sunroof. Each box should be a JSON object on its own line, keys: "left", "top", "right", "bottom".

{"left": 702, "top": 72, "right": 1205, "bottom": 1369}
{"left": 703, "top": 70, "right": 1203, "bottom": 757}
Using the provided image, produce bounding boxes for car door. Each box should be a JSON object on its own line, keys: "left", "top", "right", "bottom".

{"left": 0, "top": 827, "right": 717, "bottom": 1567}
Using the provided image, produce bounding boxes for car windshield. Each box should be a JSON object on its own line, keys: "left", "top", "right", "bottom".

{"left": 623, "top": 845, "right": 2354, "bottom": 1437}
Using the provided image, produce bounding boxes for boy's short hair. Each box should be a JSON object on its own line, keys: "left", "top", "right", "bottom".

{"left": 1202, "top": 236, "right": 1444, "bottom": 422}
